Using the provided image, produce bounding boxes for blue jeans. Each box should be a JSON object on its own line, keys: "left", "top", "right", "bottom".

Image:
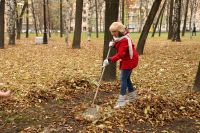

{"left": 120, "top": 69, "right": 135, "bottom": 95}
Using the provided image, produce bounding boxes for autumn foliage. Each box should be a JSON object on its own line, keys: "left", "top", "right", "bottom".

{"left": 0, "top": 36, "right": 200, "bottom": 132}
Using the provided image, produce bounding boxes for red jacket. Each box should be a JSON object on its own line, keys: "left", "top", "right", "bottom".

{"left": 110, "top": 38, "right": 139, "bottom": 70}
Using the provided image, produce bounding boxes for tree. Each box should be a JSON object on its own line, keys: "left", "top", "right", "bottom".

{"left": 159, "top": 3, "right": 165, "bottom": 37}
{"left": 47, "top": 0, "right": 51, "bottom": 37}
{"left": 168, "top": 0, "right": 174, "bottom": 39}
{"left": 60, "top": 0, "right": 63, "bottom": 37}
{"left": 43, "top": 0, "right": 48, "bottom": 44}
{"left": 95, "top": 0, "right": 99, "bottom": 38}
{"left": 136, "top": 0, "right": 162, "bottom": 55}
{"left": 87, "top": 0, "right": 93, "bottom": 42}
{"left": 64, "top": 0, "right": 72, "bottom": 46}
{"left": 189, "top": 0, "right": 199, "bottom": 39}
{"left": 16, "top": 1, "right": 28, "bottom": 40}
{"left": 121, "top": 0, "right": 125, "bottom": 24}
{"left": 68, "top": 2, "right": 74, "bottom": 33}
{"left": 144, "top": 0, "right": 150, "bottom": 18}
{"left": 7, "top": 0, "right": 16, "bottom": 45}
{"left": 33, "top": 0, "right": 44, "bottom": 33}
{"left": 166, "top": 0, "right": 170, "bottom": 32}
{"left": 152, "top": 0, "right": 167, "bottom": 37}
{"left": 0, "top": 0, "right": 5, "bottom": 49}
{"left": 193, "top": 61, "right": 200, "bottom": 91}
{"left": 31, "top": 0, "right": 38, "bottom": 36}
{"left": 102, "top": 0, "right": 119, "bottom": 81}
{"left": 172, "top": 0, "right": 181, "bottom": 42}
{"left": 72, "top": 0, "right": 83, "bottom": 49}
{"left": 26, "top": 0, "right": 29, "bottom": 38}
{"left": 138, "top": 0, "right": 143, "bottom": 32}
{"left": 97, "top": 0, "right": 104, "bottom": 32}
{"left": 182, "top": 0, "right": 189, "bottom": 36}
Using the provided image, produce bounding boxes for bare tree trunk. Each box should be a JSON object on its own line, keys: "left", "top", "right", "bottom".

{"left": 182, "top": 0, "right": 189, "bottom": 36}
{"left": 98, "top": 1, "right": 105, "bottom": 32}
{"left": 47, "top": 0, "right": 51, "bottom": 38}
{"left": 7, "top": 0, "right": 16, "bottom": 45}
{"left": 189, "top": 0, "right": 195, "bottom": 39}
{"left": 159, "top": 6, "right": 165, "bottom": 36}
{"left": 102, "top": 0, "right": 119, "bottom": 81}
{"left": 172, "top": 0, "right": 181, "bottom": 42}
{"left": 60, "top": 0, "right": 63, "bottom": 37}
{"left": 193, "top": 61, "right": 200, "bottom": 91}
{"left": 136, "top": 0, "right": 162, "bottom": 55}
{"left": 16, "top": 2, "right": 28, "bottom": 40}
{"left": 38, "top": 16, "right": 43, "bottom": 33}
{"left": 26, "top": 0, "right": 29, "bottom": 38}
{"left": 38, "top": 20, "right": 43, "bottom": 33}
{"left": 69, "top": 3, "right": 74, "bottom": 33}
{"left": 166, "top": 0, "right": 170, "bottom": 32}
{"left": 145, "top": 0, "right": 149, "bottom": 18}
{"left": 31, "top": 0, "right": 38, "bottom": 36}
{"left": 189, "top": 9, "right": 193, "bottom": 39}
{"left": 69, "top": 14, "right": 72, "bottom": 33}
{"left": 16, "top": 19, "right": 22, "bottom": 40}
{"left": 95, "top": 0, "right": 99, "bottom": 38}
{"left": 122, "top": 0, "right": 125, "bottom": 24}
{"left": 65, "top": 0, "right": 70, "bottom": 46}
{"left": 0, "top": 0, "right": 5, "bottom": 49}
{"left": 139, "top": 0, "right": 143, "bottom": 32}
{"left": 72, "top": 0, "right": 83, "bottom": 48}
{"left": 168, "top": 0, "right": 174, "bottom": 39}
{"left": 87, "top": 0, "right": 92, "bottom": 43}
{"left": 43, "top": 0, "right": 48, "bottom": 44}
{"left": 99, "top": 9, "right": 102, "bottom": 32}
{"left": 152, "top": 0, "right": 167, "bottom": 37}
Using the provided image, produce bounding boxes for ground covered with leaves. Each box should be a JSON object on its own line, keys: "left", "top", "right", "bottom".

{"left": 0, "top": 34, "right": 200, "bottom": 132}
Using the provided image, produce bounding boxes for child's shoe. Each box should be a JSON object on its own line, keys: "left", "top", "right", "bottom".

{"left": 127, "top": 91, "right": 137, "bottom": 103}
{"left": 114, "top": 95, "right": 126, "bottom": 109}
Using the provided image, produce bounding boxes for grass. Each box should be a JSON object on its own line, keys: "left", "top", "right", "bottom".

{"left": 17, "top": 31, "right": 200, "bottom": 42}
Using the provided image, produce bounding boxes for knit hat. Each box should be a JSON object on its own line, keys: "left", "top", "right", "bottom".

{"left": 109, "top": 22, "right": 126, "bottom": 33}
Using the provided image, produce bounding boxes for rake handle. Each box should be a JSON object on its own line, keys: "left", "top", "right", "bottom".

{"left": 92, "top": 47, "right": 111, "bottom": 105}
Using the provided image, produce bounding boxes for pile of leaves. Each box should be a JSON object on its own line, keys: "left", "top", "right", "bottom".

{"left": 25, "top": 78, "right": 93, "bottom": 102}
{"left": 19, "top": 78, "right": 200, "bottom": 132}
{"left": 73, "top": 87, "right": 200, "bottom": 132}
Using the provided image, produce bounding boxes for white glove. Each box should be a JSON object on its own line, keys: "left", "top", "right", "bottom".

{"left": 109, "top": 41, "right": 115, "bottom": 47}
{"left": 102, "top": 59, "right": 109, "bottom": 67}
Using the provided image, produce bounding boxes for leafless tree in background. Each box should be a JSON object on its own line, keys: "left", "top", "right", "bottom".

{"left": 172, "top": 0, "right": 181, "bottom": 42}
{"left": 0, "top": 0, "right": 5, "bottom": 48}
{"left": 6, "top": 0, "right": 16, "bottom": 45}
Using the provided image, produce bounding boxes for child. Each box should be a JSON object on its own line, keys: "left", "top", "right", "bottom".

{"left": 103, "top": 22, "right": 139, "bottom": 109}
{"left": 0, "top": 90, "right": 11, "bottom": 97}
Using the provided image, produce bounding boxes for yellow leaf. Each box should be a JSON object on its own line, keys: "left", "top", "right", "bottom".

{"left": 144, "top": 105, "right": 151, "bottom": 115}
